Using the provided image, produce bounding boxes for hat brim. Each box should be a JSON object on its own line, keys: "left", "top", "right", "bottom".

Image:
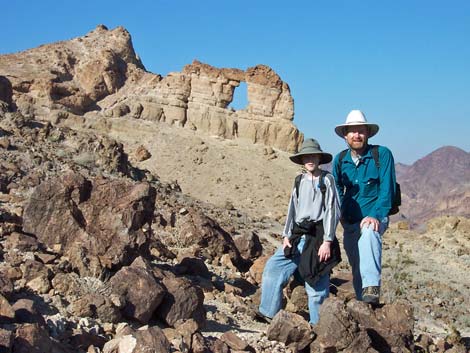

{"left": 335, "top": 123, "right": 379, "bottom": 138}
{"left": 289, "top": 152, "right": 332, "bottom": 165}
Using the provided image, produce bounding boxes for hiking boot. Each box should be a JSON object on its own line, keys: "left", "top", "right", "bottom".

{"left": 254, "top": 310, "right": 272, "bottom": 324}
{"left": 362, "top": 286, "right": 380, "bottom": 304}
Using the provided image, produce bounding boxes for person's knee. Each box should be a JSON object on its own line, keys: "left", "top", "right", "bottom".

{"left": 261, "top": 264, "right": 277, "bottom": 282}
{"left": 360, "top": 226, "right": 381, "bottom": 243}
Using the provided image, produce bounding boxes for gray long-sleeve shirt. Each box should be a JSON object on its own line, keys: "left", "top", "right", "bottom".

{"left": 282, "top": 172, "right": 341, "bottom": 242}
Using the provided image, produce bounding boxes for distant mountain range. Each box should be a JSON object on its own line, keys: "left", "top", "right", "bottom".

{"left": 395, "top": 146, "right": 470, "bottom": 227}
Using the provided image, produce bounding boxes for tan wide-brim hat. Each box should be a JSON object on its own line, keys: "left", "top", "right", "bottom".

{"left": 289, "top": 138, "right": 332, "bottom": 165}
{"left": 334, "top": 110, "right": 379, "bottom": 138}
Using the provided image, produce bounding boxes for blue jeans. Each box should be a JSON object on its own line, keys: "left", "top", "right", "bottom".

{"left": 342, "top": 218, "right": 389, "bottom": 300}
{"left": 258, "top": 237, "right": 330, "bottom": 324}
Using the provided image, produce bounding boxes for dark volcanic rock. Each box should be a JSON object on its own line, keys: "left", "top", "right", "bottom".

{"left": 108, "top": 257, "right": 165, "bottom": 324}
{"left": 156, "top": 276, "right": 206, "bottom": 329}
{"left": 23, "top": 172, "right": 156, "bottom": 276}
{"left": 0, "top": 75, "right": 12, "bottom": 108}
{"left": 312, "top": 297, "right": 414, "bottom": 353}
{"left": 267, "top": 310, "right": 314, "bottom": 351}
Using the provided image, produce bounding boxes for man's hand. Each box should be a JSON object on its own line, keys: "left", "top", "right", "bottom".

{"left": 282, "top": 237, "right": 292, "bottom": 250}
{"left": 318, "top": 241, "right": 332, "bottom": 262}
{"left": 360, "top": 216, "right": 380, "bottom": 232}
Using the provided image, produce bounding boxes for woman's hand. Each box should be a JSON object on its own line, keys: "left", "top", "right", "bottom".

{"left": 318, "top": 241, "right": 332, "bottom": 262}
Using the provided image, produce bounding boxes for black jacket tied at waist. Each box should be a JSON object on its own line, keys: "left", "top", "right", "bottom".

{"left": 284, "top": 219, "right": 341, "bottom": 288}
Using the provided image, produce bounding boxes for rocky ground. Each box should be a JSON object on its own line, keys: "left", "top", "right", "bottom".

{"left": 0, "top": 25, "right": 469, "bottom": 352}
{"left": 1, "top": 106, "right": 468, "bottom": 352}
{"left": 87, "top": 114, "right": 470, "bottom": 348}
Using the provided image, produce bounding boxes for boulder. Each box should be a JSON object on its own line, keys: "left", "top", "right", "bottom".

{"left": 0, "top": 272, "right": 14, "bottom": 299}
{"left": 220, "top": 331, "right": 253, "bottom": 351}
{"left": 23, "top": 172, "right": 156, "bottom": 276}
{"left": 0, "top": 327, "right": 13, "bottom": 351}
{"left": 175, "top": 257, "right": 211, "bottom": 279}
{"left": 102, "top": 325, "right": 171, "bottom": 353}
{"left": 312, "top": 297, "right": 415, "bottom": 353}
{"left": 313, "top": 298, "right": 359, "bottom": 351}
{"left": 174, "top": 209, "right": 244, "bottom": 269}
{"left": 0, "top": 294, "right": 15, "bottom": 321}
{"left": 233, "top": 231, "right": 262, "bottom": 261}
{"left": 156, "top": 276, "right": 206, "bottom": 328}
{"left": 68, "top": 293, "right": 121, "bottom": 323}
{"left": 12, "top": 299, "right": 47, "bottom": 326}
{"left": 108, "top": 257, "right": 165, "bottom": 323}
{"left": 12, "top": 323, "right": 73, "bottom": 353}
{"left": 347, "top": 299, "right": 414, "bottom": 352}
{"left": 134, "top": 145, "right": 151, "bottom": 161}
{"left": 248, "top": 255, "right": 270, "bottom": 285}
{"left": 266, "top": 310, "right": 315, "bottom": 351}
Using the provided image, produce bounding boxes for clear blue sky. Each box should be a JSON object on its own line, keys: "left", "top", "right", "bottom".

{"left": 1, "top": 0, "right": 469, "bottom": 164}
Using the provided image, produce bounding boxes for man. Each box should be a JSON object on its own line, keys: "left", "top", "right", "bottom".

{"left": 257, "top": 138, "right": 341, "bottom": 324}
{"left": 332, "top": 110, "right": 396, "bottom": 304}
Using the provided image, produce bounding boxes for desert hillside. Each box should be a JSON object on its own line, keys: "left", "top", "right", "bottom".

{"left": 0, "top": 25, "right": 469, "bottom": 352}
{"left": 1, "top": 24, "right": 468, "bottom": 227}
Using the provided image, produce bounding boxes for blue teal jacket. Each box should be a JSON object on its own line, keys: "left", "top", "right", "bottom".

{"left": 332, "top": 145, "right": 396, "bottom": 223}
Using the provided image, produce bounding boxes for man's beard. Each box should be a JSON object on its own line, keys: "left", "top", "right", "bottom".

{"left": 349, "top": 138, "right": 368, "bottom": 151}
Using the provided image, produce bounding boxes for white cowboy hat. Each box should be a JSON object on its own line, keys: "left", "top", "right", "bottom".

{"left": 334, "top": 110, "right": 379, "bottom": 138}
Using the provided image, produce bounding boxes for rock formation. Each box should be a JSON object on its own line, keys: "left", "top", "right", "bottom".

{"left": 22, "top": 172, "right": 156, "bottom": 277}
{"left": 0, "top": 25, "right": 302, "bottom": 152}
{"left": 0, "top": 25, "right": 469, "bottom": 353}
{"left": 102, "top": 59, "right": 302, "bottom": 152}
{"left": 0, "top": 25, "right": 143, "bottom": 117}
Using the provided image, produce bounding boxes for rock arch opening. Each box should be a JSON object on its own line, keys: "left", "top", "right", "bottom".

{"left": 229, "top": 81, "right": 248, "bottom": 111}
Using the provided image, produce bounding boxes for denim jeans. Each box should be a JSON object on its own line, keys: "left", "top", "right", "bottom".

{"left": 258, "top": 237, "right": 330, "bottom": 324}
{"left": 342, "top": 218, "right": 389, "bottom": 300}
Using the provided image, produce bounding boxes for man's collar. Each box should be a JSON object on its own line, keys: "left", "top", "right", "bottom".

{"left": 350, "top": 144, "right": 372, "bottom": 158}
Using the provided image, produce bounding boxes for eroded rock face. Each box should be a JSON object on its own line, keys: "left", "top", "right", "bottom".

{"left": 0, "top": 26, "right": 302, "bottom": 152}
{"left": 22, "top": 172, "right": 156, "bottom": 276}
{"left": 0, "top": 25, "right": 143, "bottom": 117}
{"left": 115, "top": 60, "right": 302, "bottom": 152}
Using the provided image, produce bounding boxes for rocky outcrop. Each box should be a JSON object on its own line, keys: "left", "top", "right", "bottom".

{"left": 0, "top": 26, "right": 302, "bottom": 152}
{"left": 0, "top": 105, "right": 467, "bottom": 353}
{"left": 22, "top": 172, "right": 156, "bottom": 276}
{"left": 106, "top": 60, "right": 302, "bottom": 152}
{"left": 2, "top": 24, "right": 468, "bottom": 353}
{"left": 0, "top": 25, "right": 143, "bottom": 118}
{"left": 312, "top": 297, "right": 415, "bottom": 352}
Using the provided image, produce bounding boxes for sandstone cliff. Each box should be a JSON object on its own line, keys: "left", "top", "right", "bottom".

{"left": 0, "top": 25, "right": 302, "bottom": 153}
